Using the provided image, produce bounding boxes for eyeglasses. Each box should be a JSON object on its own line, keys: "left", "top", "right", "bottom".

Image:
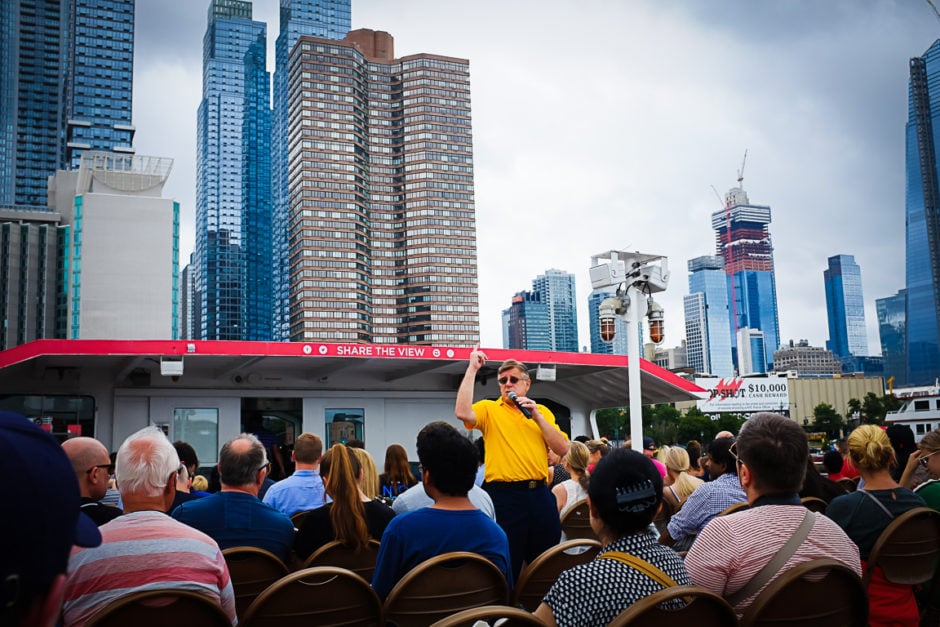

{"left": 919, "top": 450, "right": 939, "bottom": 468}
{"left": 729, "top": 441, "right": 742, "bottom": 466}
{"left": 86, "top": 463, "right": 114, "bottom": 475}
{"left": 257, "top": 461, "right": 271, "bottom": 474}
{"left": 498, "top": 375, "right": 521, "bottom": 385}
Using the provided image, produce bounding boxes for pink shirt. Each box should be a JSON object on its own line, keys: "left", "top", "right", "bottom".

{"left": 63, "top": 511, "right": 236, "bottom": 626}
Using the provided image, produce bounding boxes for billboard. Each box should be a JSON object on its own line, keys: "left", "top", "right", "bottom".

{"left": 695, "top": 377, "right": 789, "bottom": 415}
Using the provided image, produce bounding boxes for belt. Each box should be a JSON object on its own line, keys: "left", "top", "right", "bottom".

{"left": 486, "top": 479, "right": 544, "bottom": 490}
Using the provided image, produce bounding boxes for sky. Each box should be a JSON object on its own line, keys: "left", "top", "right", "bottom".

{"left": 133, "top": 0, "right": 940, "bottom": 354}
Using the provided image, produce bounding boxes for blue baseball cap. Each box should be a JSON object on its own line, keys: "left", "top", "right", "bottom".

{"left": 0, "top": 411, "right": 101, "bottom": 605}
{"left": 643, "top": 436, "right": 657, "bottom": 450}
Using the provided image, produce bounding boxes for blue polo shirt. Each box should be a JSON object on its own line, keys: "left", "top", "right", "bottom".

{"left": 171, "top": 491, "right": 295, "bottom": 562}
{"left": 262, "top": 469, "right": 329, "bottom": 516}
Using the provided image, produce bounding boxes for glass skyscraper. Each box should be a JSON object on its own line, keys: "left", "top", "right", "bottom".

{"left": 711, "top": 187, "right": 780, "bottom": 371}
{"left": 194, "top": 0, "right": 272, "bottom": 340}
{"left": 684, "top": 255, "right": 734, "bottom": 376}
{"left": 824, "top": 254, "right": 869, "bottom": 364}
{"left": 905, "top": 40, "right": 940, "bottom": 384}
{"left": 271, "top": 0, "right": 351, "bottom": 340}
{"left": 285, "top": 30, "right": 479, "bottom": 344}
{"left": 0, "top": 0, "right": 135, "bottom": 206}
{"left": 533, "top": 269, "right": 579, "bottom": 352}
{"left": 504, "top": 292, "right": 551, "bottom": 351}
{"left": 877, "top": 290, "right": 908, "bottom": 385}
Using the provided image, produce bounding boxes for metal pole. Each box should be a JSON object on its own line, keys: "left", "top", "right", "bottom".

{"left": 627, "top": 284, "right": 643, "bottom": 453}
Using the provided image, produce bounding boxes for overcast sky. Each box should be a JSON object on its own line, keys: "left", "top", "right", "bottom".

{"left": 134, "top": 1, "right": 940, "bottom": 354}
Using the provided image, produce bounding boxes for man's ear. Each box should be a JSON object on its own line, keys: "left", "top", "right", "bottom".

{"left": 737, "top": 463, "right": 752, "bottom": 489}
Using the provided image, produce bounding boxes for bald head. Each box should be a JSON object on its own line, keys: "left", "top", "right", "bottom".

{"left": 218, "top": 433, "right": 267, "bottom": 490}
{"left": 62, "top": 437, "right": 112, "bottom": 500}
{"left": 715, "top": 430, "right": 734, "bottom": 440}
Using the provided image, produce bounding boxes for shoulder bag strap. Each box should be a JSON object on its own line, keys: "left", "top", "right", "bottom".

{"left": 861, "top": 489, "right": 895, "bottom": 519}
{"left": 599, "top": 551, "right": 679, "bottom": 589}
{"left": 725, "top": 509, "right": 815, "bottom": 607}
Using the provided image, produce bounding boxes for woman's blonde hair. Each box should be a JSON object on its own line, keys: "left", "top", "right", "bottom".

{"left": 920, "top": 428, "right": 940, "bottom": 453}
{"left": 659, "top": 445, "right": 703, "bottom": 501}
{"left": 564, "top": 441, "right": 590, "bottom": 490}
{"left": 191, "top": 474, "right": 208, "bottom": 492}
{"left": 321, "top": 444, "right": 369, "bottom": 550}
{"left": 847, "top": 425, "right": 895, "bottom": 473}
{"left": 351, "top": 447, "right": 379, "bottom": 499}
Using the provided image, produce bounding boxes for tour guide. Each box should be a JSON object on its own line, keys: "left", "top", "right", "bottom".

{"left": 456, "top": 348, "right": 570, "bottom": 580}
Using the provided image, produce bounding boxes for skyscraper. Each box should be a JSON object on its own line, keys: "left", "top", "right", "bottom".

{"left": 824, "top": 254, "right": 869, "bottom": 364}
{"left": 271, "top": 0, "right": 351, "bottom": 340}
{"left": 711, "top": 186, "right": 780, "bottom": 371}
{"left": 683, "top": 255, "right": 734, "bottom": 376}
{"left": 194, "top": 0, "right": 272, "bottom": 341}
{"left": 533, "top": 269, "right": 579, "bottom": 352}
{"left": 0, "top": 0, "right": 135, "bottom": 206}
{"left": 877, "top": 290, "right": 908, "bottom": 385}
{"left": 503, "top": 292, "right": 551, "bottom": 350}
{"left": 285, "top": 30, "right": 480, "bottom": 344}
{"left": 905, "top": 41, "right": 940, "bottom": 384}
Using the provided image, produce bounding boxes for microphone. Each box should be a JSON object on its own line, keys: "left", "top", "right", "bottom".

{"left": 508, "top": 391, "right": 531, "bottom": 419}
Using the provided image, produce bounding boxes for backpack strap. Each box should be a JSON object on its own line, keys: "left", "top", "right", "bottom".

{"left": 726, "top": 509, "right": 815, "bottom": 606}
{"left": 599, "top": 551, "right": 679, "bottom": 589}
{"left": 861, "top": 489, "right": 895, "bottom": 519}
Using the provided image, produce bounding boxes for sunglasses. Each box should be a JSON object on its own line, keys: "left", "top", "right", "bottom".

{"left": 86, "top": 463, "right": 114, "bottom": 475}
{"left": 919, "top": 451, "right": 939, "bottom": 468}
{"left": 498, "top": 375, "right": 522, "bottom": 385}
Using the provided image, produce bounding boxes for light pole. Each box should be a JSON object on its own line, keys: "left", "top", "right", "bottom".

{"left": 590, "top": 250, "right": 670, "bottom": 454}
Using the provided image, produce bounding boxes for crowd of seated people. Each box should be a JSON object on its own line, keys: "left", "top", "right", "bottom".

{"left": 14, "top": 371, "right": 940, "bottom": 627}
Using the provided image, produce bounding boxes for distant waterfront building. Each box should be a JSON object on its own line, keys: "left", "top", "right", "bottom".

{"left": 47, "top": 152, "right": 178, "bottom": 340}
{"left": 824, "top": 254, "right": 869, "bottom": 364}
{"left": 271, "top": 0, "right": 351, "bottom": 340}
{"left": 194, "top": 0, "right": 271, "bottom": 341}
{"left": 503, "top": 292, "right": 551, "bottom": 350}
{"left": 711, "top": 185, "right": 780, "bottom": 371}
{"left": 877, "top": 290, "right": 908, "bottom": 385}
{"left": 905, "top": 41, "right": 940, "bottom": 384}
{"left": 180, "top": 254, "right": 198, "bottom": 340}
{"left": 588, "top": 289, "right": 627, "bottom": 355}
{"left": 645, "top": 340, "right": 687, "bottom": 371}
{"left": 285, "top": 30, "right": 479, "bottom": 344}
{"left": 683, "top": 255, "right": 734, "bottom": 377}
{"left": 772, "top": 339, "right": 841, "bottom": 376}
{"left": 0, "top": 0, "right": 135, "bottom": 206}
{"left": 736, "top": 327, "right": 766, "bottom": 376}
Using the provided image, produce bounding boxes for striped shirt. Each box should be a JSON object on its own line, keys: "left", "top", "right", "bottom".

{"left": 685, "top": 504, "right": 861, "bottom": 616}
{"left": 63, "top": 511, "right": 236, "bottom": 626}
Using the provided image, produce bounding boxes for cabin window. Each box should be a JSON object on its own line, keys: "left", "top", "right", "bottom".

{"left": 326, "top": 408, "right": 365, "bottom": 448}
{"left": 0, "top": 394, "right": 95, "bottom": 441}
{"left": 915, "top": 400, "right": 930, "bottom": 411}
{"left": 174, "top": 408, "right": 219, "bottom": 466}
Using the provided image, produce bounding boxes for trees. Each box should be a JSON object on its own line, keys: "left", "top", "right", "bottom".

{"left": 813, "top": 403, "right": 844, "bottom": 438}
{"left": 862, "top": 392, "right": 885, "bottom": 425}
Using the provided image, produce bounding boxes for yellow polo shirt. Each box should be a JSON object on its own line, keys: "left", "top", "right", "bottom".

{"left": 464, "top": 398, "right": 566, "bottom": 483}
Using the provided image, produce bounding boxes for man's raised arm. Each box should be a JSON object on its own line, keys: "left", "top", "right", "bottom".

{"left": 455, "top": 347, "right": 486, "bottom": 426}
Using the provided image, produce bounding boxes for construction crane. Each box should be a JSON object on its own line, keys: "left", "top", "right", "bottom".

{"left": 736, "top": 149, "right": 748, "bottom": 189}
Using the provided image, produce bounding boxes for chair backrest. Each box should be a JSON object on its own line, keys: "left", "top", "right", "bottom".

{"left": 837, "top": 477, "right": 857, "bottom": 492}
{"left": 864, "top": 506, "right": 940, "bottom": 587}
{"left": 800, "top": 496, "right": 828, "bottom": 514}
{"left": 383, "top": 551, "right": 510, "bottom": 627}
{"left": 290, "top": 510, "right": 310, "bottom": 529}
{"left": 301, "top": 539, "right": 381, "bottom": 580}
{"left": 86, "top": 589, "right": 231, "bottom": 627}
{"left": 512, "top": 539, "right": 602, "bottom": 611}
{"left": 222, "top": 546, "right": 289, "bottom": 618}
{"left": 560, "top": 499, "right": 596, "bottom": 540}
{"left": 739, "top": 558, "right": 867, "bottom": 627}
{"left": 717, "top": 501, "right": 750, "bottom": 517}
{"left": 607, "top": 585, "right": 736, "bottom": 627}
{"left": 429, "top": 604, "right": 547, "bottom": 626}
{"left": 240, "top": 566, "right": 382, "bottom": 627}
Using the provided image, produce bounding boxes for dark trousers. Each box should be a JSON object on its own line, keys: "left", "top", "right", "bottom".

{"left": 483, "top": 481, "right": 561, "bottom": 583}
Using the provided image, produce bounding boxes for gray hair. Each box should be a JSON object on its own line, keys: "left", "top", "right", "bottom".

{"left": 115, "top": 426, "right": 179, "bottom": 498}
{"left": 219, "top": 433, "right": 267, "bottom": 486}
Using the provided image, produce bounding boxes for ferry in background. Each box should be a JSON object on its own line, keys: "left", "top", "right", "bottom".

{"left": 885, "top": 381, "right": 940, "bottom": 442}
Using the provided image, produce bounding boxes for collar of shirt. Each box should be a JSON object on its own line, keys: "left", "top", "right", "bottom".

{"left": 752, "top": 493, "right": 801, "bottom": 507}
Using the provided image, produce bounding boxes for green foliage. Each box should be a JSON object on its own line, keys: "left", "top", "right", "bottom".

{"left": 812, "top": 403, "right": 844, "bottom": 438}
{"left": 675, "top": 408, "right": 716, "bottom": 443}
{"left": 862, "top": 392, "right": 885, "bottom": 425}
{"left": 715, "top": 413, "right": 747, "bottom": 436}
